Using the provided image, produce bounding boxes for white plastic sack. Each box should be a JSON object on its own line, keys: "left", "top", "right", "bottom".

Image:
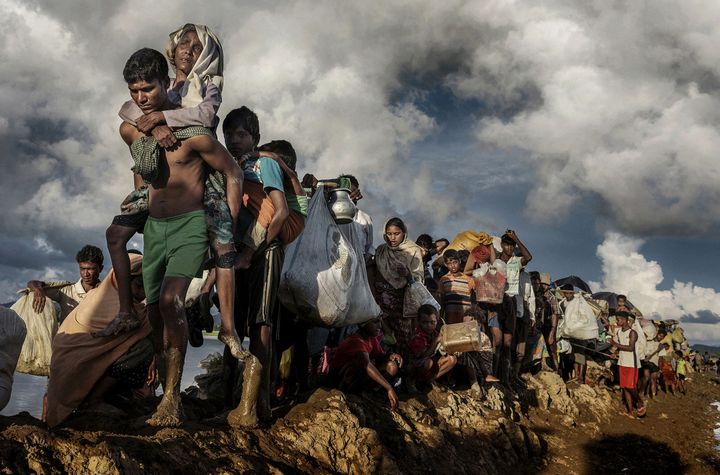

{"left": 639, "top": 318, "right": 657, "bottom": 340}
{"left": 631, "top": 318, "right": 647, "bottom": 361}
{"left": 558, "top": 296, "right": 599, "bottom": 340}
{"left": 11, "top": 292, "right": 59, "bottom": 376}
{"left": 185, "top": 269, "right": 210, "bottom": 308}
{"left": 279, "top": 187, "right": 381, "bottom": 327}
{"left": 403, "top": 281, "right": 440, "bottom": 319}
{"left": 0, "top": 307, "right": 27, "bottom": 410}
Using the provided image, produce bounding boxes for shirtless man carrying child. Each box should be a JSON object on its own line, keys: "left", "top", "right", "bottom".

{"left": 120, "top": 48, "right": 242, "bottom": 426}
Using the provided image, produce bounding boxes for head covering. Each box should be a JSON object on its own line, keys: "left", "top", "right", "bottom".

{"left": 375, "top": 219, "right": 425, "bottom": 289}
{"left": 165, "top": 23, "right": 224, "bottom": 108}
{"left": 539, "top": 273, "right": 551, "bottom": 285}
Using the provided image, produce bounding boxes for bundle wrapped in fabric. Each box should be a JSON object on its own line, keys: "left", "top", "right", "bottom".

{"left": 585, "top": 297, "right": 609, "bottom": 319}
{"left": 639, "top": 318, "right": 657, "bottom": 340}
{"left": 11, "top": 292, "right": 59, "bottom": 376}
{"left": 557, "top": 296, "right": 599, "bottom": 341}
{"left": 279, "top": 187, "right": 381, "bottom": 327}
{"left": 671, "top": 327, "right": 686, "bottom": 344}
{"left": 446, "top": 230, "right": 495, "bottom": 253}
{"left": 0, "top": 307, "right": 27, "bottom": 410}
{"left": 403, "top": 280, "right": 440, "bottom": 319}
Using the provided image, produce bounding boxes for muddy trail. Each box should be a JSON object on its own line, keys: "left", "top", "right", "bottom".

{"left": 1, "top": 368, "right": 719, "bottom": 474}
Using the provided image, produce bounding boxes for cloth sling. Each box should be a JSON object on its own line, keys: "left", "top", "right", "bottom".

{"left": 131, "top": 126, "right": 212, "bottom": 183}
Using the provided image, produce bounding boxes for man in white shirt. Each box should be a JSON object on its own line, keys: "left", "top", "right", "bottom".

{"left": 339, "top": 174, "right": 374, "bottom": 259}
{"left": 26, "top": 245, "right": 104, "bottom": 322}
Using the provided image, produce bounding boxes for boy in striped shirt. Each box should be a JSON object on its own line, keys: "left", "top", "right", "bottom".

{"left": 438, "top": 249, "right": 476, "bottom": 324}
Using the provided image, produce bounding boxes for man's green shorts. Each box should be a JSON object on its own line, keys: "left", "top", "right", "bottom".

{"left": 143, "top": 210, "right": 208, "bottom": 304}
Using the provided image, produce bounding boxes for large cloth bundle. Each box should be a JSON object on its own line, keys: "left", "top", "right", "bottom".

{"left": 403, "top": 281, "right": 440, "bottom": 319}
{"left": 472, "top": 266, "right": 506, "bottom": 304}
{"left": 279, "top": 188, "right": 381, "bottom": 327}
{"left": 11, "top": 292, "right": 59, "bottom": 376}
{"left": 558, "top": 296, "right": 599, "bottom": 340}
{"left": 639, "top": 318, "right": 657, "bottom": 340}
{"left": 631, "top": 318, "right": 647, "bottom": 362}
{"left": 0, "top": 307, "right": 27, "bottom": 410}
{"left": 671, "top": 327, "right": 686, "bottom": 344}
{"left": 585, "top": 298, "right": 609, "bottom": 319}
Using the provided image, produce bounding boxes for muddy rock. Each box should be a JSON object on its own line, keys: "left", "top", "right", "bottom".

{"left": 526, "top": 371, "right": 579, "bottom": 419}
{"left": 1, "top": 385, "right": 543, "bottom": 474}
{"left": 269, "top": 389, "right": 396, "bottom": 473}
{"left": 569, "top": 383, "right": 614, "bottom": 421}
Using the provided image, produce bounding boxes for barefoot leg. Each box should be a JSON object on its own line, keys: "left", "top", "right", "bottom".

{"left": 227, "top": 354, "right": 261, "bottom": 428}
{"left": 147, "top": 347, "right": 185, "bottom": 427}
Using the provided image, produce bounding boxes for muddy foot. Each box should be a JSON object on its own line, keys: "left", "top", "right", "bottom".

{"left": 219, "top": 330, "right": 250, "bottom": 360}
{"left": 92, "top": 312, "right": 141, "bottom": 338}
{"left": 227, "top": 406, "right": 258, "bottom": 428}
{"left": 147, "top": 395, "right": 184, "bottom": 427}
{"left": 228, "top": 354, "right": 261, "bottom": 428}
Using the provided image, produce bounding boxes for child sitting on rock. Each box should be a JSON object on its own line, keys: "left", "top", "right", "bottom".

{"left": 329, "top": 318, "right": 402, "bottom": 411}
{"left": 456, "top": 306, "right": 500, "bottom": 398}
{"left": 406, "top": 304, "right": 457, "bottom": 391}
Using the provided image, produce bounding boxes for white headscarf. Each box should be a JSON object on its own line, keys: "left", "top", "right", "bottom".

{"left": 165, "top": 23, "right": 224, "bottom": 108}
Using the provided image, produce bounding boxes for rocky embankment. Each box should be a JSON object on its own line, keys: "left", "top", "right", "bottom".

{"left": 1, "top": 366, "right": 719, "bottom": 474}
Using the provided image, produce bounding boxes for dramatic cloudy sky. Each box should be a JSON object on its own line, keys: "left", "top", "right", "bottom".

{"left": 1, "top": 0, "right": 719, "bottom": 343}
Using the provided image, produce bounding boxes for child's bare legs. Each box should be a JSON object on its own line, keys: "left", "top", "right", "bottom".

{"left": 650, "top": 372, "right": 658, "bottom": 398}
{"left": 621, "top": 388, "right": 635, "bottom": 417}
{"left": 572, "top": 362, "right": 586, "bottom": 383}
{"left": 491, "top": 325, "right": 502, "bottom": 377}
{"left": 639, "top": 368, "right": 650, "bottom": 395}
{"left": 93, "top": 224, "right": 140, "bottom": 337}
{"left": 632, "top": 387, "right": 646, "bottom": 416}
{"left": 214, "top": 263, "right": 246, "bottom": 360}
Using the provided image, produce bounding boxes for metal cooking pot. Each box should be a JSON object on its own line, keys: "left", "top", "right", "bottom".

{"left": 327, "top": 188, "right": 356, "bottom": 224}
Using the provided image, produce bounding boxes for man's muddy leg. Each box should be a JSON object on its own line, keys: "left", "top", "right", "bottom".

{"left": 147, "top": 277, "right": 191, "bottom": 427}
{"left": 227, "top": 353, "right": 261, "bottom": 427}
{"left": 147, "top": 347, "right": 185, "bottom": 427}
{"left": 252, "top": 324, "right": 273, "bottom": 421}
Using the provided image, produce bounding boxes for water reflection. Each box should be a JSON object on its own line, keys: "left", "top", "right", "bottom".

{"left": 0, "top": 336, "right": 225, "bottom": 419}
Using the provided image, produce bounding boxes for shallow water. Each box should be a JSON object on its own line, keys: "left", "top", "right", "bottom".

{"left": 0, "top": 335, "right": 225, "bottom": 419}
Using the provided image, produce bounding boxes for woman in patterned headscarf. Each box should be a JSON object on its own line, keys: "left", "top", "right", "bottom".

{"left": 371, "top": 217, "right": 424, "bottom": 355}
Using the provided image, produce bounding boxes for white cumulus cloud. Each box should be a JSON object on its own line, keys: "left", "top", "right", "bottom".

{"left": 592, "top": 232, "right": 720, "bottom": 344}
